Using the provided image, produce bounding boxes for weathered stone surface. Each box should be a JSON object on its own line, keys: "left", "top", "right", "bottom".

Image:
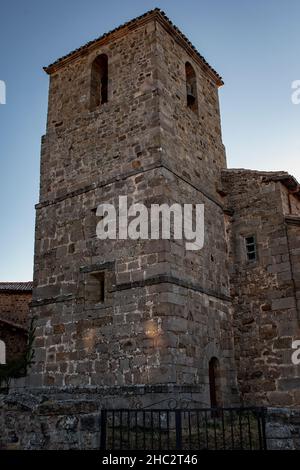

{"left": 265, "top": 408, "right": 300, "bottom": 450}
{"left": 24, "top": 9, "right": 238, "bottom": 409}
{"left": 1, "top": 9, "right": 300, "bottom": 450}
{"left": 222, "top": 169, "right": 300, "bottom": 407}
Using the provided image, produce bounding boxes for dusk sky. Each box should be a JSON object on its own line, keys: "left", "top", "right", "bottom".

{"left": 0, "top": 0, "right": 299, "bottom": 281}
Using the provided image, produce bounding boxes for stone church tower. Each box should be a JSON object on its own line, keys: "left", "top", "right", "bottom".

{"left": 29, "top": 9, "right": 239, "bottom": 407}
{"left": 2, "top": 7, "right": 300, "bottom": 452}
{"left": 26, "top": 8, "right": 300, "bottom": 411}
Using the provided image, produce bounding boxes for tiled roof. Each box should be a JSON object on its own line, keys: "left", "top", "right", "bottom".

{"left": 223, "top": 169, "right": 300, "bottom": 199}
{"left": 263, "top": 172, "right": 300, "bottom": 190}
{"left": 44, "top": 8, "right": 223, "bottom": 85}
{"left": 0, "top": 282, "right": 33, "bottom": 292}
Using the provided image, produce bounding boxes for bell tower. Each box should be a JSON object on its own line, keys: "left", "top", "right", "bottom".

{"left": 29, "top": 9, "right": 239, "bottom": 408}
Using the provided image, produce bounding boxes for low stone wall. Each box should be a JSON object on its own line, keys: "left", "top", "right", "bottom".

{"left": 1, "top": 388, "right": 300, "bottom": 450}
{"left": 0, "top": 385, "right": 205, "bottom": 450}
{"left": 265, "top": 408, "right": 300, "bottom": 450}
{"left": 0, "top": 393, "right": 101, "bottom": 450}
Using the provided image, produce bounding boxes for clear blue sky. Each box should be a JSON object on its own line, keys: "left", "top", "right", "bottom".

{"left": 0, "top": 0, "right": 299, "bottom": 281}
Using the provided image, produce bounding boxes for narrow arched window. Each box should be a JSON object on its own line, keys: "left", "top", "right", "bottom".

{"left": 90, "top": 54, "right": 108, "bottom": 110}
{"left": 209, "top": 357, "right": 221, "bottom": 408}
{"left": 0, "top": 340, "right": 6, "bottom": 365}
{"left": 185, "top": 62, "right": 198, "bottom": 113}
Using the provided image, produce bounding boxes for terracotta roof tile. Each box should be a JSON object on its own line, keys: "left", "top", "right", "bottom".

{"left": 0, "top": 282, "right": 33, "bottom": 292}
{"left": 222, "top": 169, "right": 300, "bottom": 199}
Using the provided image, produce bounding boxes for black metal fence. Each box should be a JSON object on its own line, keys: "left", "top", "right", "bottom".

{"left": 100, "top": 407, "right": 267, "bottom": 450}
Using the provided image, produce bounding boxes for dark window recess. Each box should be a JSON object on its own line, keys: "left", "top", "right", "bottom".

{"left": 86, "top": 272, "right": 105, "bottom": 303}
{"left": 185, "top": 62, "right": 198, "bottom": 113}
{"left": 90, "top": 54, "right": 108, "bottom": 111}
{"left": 86, "top": 208, "right": 97, "bottom": 239}
{"left": 245, "top": 236, "right": 257, "bottom": 261}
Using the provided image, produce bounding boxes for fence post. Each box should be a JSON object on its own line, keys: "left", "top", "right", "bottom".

{"left": 261, "top": 407, "right": 267, "bottom": 450}
{"left": 100, "top": 410, "right": 107, "bottom": 450}
{"left": 175, "top": 410, "right": 182, "bottom": 450}
{"left": 256, "top": 407, "right": 267, "bottom": 450}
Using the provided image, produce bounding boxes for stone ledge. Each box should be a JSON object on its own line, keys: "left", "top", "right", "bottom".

{"left": 8, "top": 383, "right": 203, "bottom": 398}
{"left": 285, "top": 215, "right": 300, "bottom": 226}
{"left": 30, "top": 275, "right": 231, "bottom": 308}
{"left": 114, "top": 274, "right": 231, "bottom": 302}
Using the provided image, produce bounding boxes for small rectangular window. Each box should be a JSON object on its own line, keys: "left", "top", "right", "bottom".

{"left": 85, "top": 271, "right": 105, "bottom": 304}
{"left": 245, "top": 236, "right": 257, "bottom": 261}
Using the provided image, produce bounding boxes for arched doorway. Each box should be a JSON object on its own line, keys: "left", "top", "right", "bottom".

{"left": 0, "top": 340, "right": 6, "bottom": 365}
{"left": 209, "top": 357, "right": 221, "bottom": 408}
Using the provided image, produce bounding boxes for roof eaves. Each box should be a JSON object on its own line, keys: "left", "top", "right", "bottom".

{"left": 0, "top": 318, "right": 28, "bottom": 332}
{"left": 262, "top": 173, "right": 300, "bottom": 196}
{"left": 43, "top": 8, "right": 223, "bottom": 86}
{"left": 0, "top": 282, "right": 33, "bottom": 292}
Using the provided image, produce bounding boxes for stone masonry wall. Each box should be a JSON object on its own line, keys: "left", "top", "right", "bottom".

{"left": 0, "top": 291, "right": 31, "bottom": 327}
{"left": 222, "top": 169, "right": 300, "bottom": 407}
{"left": 1, "top": 391, "right": 300, "bottom": 450}
{"left": 28, "top": 12, "right": 238, "bottom": 407}
{"left": 286, "top": 220, "right": 300, "bottom": 318}
{"left": 265, "top": 408, "right": 300, "bottom": 450}
{"left": 2, "top": 9, "right": 300, "bottom": 451}
{"left": 30, "top": 167, "right": 238, "bottom": 406}
{"left": 156, "top": 22, "right": 226, "bottom": 201}
{"left": 40, "top": 19, "right": 160, "bottom": 203}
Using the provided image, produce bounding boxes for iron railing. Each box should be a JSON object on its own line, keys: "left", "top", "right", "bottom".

{"left": 100, "top": 407, "right": 267, "bottom": 450}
